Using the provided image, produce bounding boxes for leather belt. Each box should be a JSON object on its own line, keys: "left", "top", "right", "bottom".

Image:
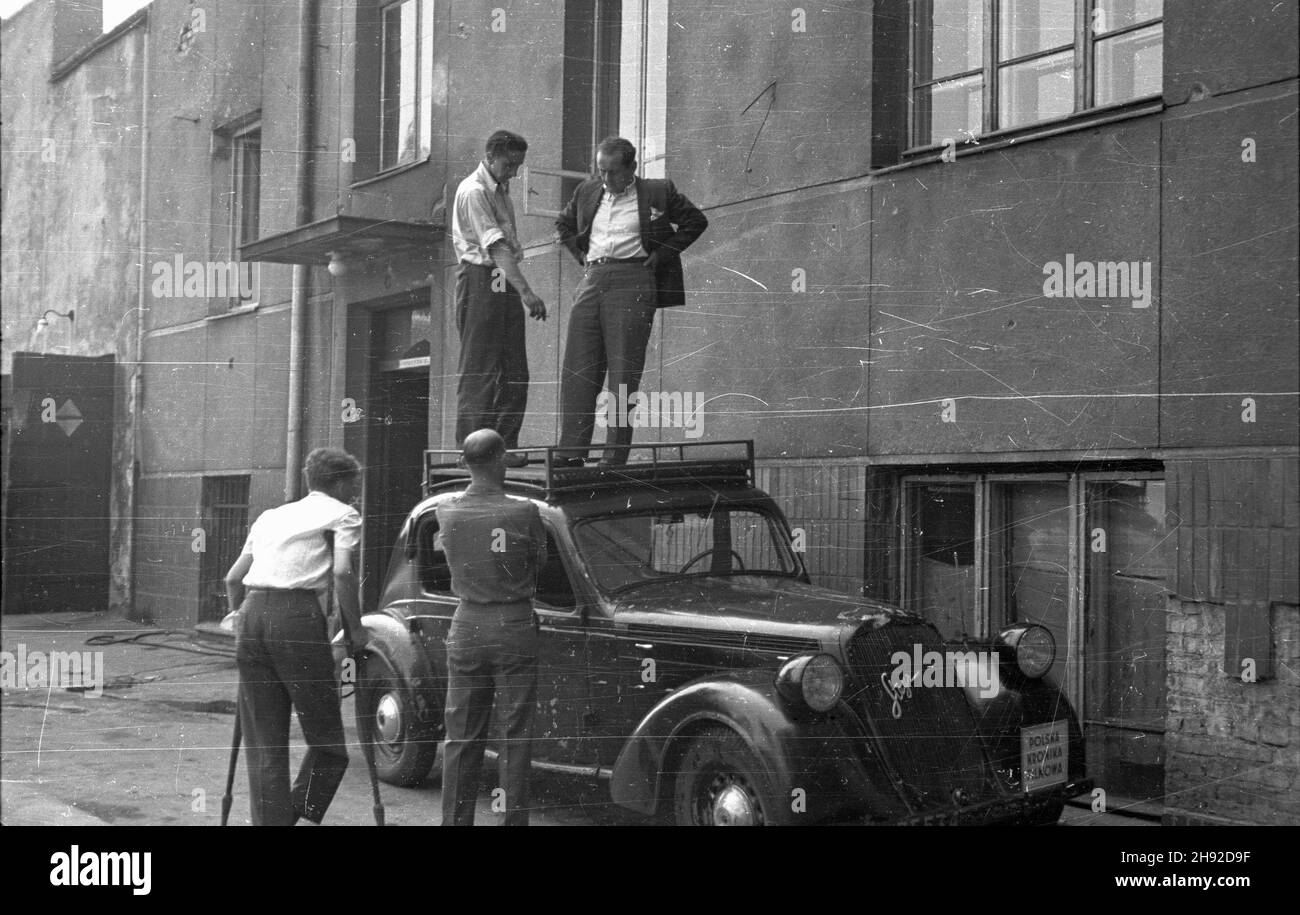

{"left": 587, "top": 256, "right": 647, "bottom": 266}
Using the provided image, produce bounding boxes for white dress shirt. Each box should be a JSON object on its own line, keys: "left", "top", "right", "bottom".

{"left": 587, "top": 178, "right": 647, "bottom": 261}
{"left": 452, "top": 161, "right": 523, "bottom": 266}
{"left": 240, "top": 490, "right": 362, "bottom": 592}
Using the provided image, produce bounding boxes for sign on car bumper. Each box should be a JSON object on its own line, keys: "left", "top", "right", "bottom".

{"left": 1021, "top": 720, "right": 1069, "bottom": 792}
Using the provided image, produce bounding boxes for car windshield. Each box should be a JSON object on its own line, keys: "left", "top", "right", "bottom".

{"left": 573, "top": 504, "right": 800, "bottom": 594}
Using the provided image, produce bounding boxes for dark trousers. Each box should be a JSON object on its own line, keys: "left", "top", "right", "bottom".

{"left": 441, "top": 614, "right": 538, "bottom": 826}
{"left": 235, "top": 589, "right": 348, "bottom": 825}
{"left": 558, "top": 263, "right": 658, "bottom": 461}
{"left": 455, "top": 262, "right": 528, "bottom": 448}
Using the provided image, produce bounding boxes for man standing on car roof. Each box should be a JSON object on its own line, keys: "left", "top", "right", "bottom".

{"left": 451, "top": 129, "right": 547, "bottom": 466}
{"left": 554, "top": 136, "right": 707, "bottom": 465}
{"left": 436, "top": 428, "right": 548, "bottom": 825}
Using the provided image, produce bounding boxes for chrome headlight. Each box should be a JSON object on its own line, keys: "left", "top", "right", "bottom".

{"left": 998, "top": 624, "right": 1055, "bottom": 679}
{"left": 776, "top": 653, "right": 844, "bottom": 713}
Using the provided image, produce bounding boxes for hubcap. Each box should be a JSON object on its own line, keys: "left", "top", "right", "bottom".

{"left": 709, "top": 779, "right": 758, "bottom": 826}
{"left": 375, "top": 692, "right": 402, "bottom": 744}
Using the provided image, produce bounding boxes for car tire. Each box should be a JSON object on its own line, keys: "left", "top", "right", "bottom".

{"left": 672, "top": 725, "right": 784, "bottom": 826}
{"left": 359, "top": 658, "right": 440, "bottom": 788}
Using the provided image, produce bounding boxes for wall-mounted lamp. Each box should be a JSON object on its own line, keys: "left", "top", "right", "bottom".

{"left": 35, "top": 309, "right": 75, "bottom": 354}
{"left": 326, "top": 251, "right": 347, "bottom": 277}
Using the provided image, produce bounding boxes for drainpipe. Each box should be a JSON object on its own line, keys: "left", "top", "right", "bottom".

{"left": 285, "top": 0, "right": 317, "bottom": 501}
{"left": 127, "top": 19, "right": 151, "bottom": 620}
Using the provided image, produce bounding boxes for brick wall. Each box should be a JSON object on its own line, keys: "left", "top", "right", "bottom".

{"left": 1164, "top": 455, "right": 1299, "bottom": 825}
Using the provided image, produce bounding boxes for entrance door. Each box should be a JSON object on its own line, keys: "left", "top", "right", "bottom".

{"left": 1083, "top": 478, "right": 1169, "bottom": 804}
{"left": 3, "top": 354, "right": 114, "bottom": 614}
{"left": 363, "top": 370, "right": 429, "bottom": 607}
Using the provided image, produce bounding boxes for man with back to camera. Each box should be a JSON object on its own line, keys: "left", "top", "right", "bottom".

{"left": 223, "top": 447, "right": 368, "bottom": 825}
{"left": 451, "top": 130, "right": 547, "bottom": 466}
{"left": 436, "top": 428, "right": 547, "bottom": 825}
{"left": 554, "top": 136, "right": 708, "bottom": 465}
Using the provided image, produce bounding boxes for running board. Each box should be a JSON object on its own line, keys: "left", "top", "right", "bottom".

{"left": 482, "top": 748, "right": 610, "bottom": 780}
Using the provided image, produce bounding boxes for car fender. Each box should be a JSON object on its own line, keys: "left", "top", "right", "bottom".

{"left": 609, "top": 672, "right": 899, "bottom": 822}
{"left": 360, "top": 606, "right": 449, "bottom": 727}
{"left": 965, "top": 675, "right": 1087, "bottom": 784}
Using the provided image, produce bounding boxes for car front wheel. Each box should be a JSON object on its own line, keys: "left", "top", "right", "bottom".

{"left": 358, "top": 658, "right": 440, "bottom": 787}
{"left": 672, "top": 726, "right": 781, "bottom": 826}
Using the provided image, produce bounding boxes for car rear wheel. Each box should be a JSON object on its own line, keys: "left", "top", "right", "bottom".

{"left": 672, "top": 726, "right": 780, "bottom": 826}
{"left": 358, "top": 658, "right": 440, "bottom": 787}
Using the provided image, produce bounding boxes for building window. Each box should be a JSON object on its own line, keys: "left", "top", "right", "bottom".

{"left": 380, "top": 0, "right": 434, "bottom": 170}
{"left": 231, "top": 125, "right": 261, "bottom": 249}
{"left": 212, "top": 117, "right": 261, "bottom": 311}
{"left": 902, "top": 469, "right": 1171, "bottom": 803}
{"left": 910, "top": 0, "right": 1163, "bottom": 148}
{"left": 562, "top": 0, "right": 623, "bottom": 198}
{"left": 199, "top": 475, "right": 251, "bottom": 623}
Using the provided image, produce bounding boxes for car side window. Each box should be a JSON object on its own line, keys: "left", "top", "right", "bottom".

{"left": 535, "top": 530, "right": 576, "bottom": 610}
{"left": 417, "top": 516, "right": 452, "bottom": 594}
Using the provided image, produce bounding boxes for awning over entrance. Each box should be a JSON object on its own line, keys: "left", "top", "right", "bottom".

{"left": 238, "top": 215, "right": 442, "bottom": 265}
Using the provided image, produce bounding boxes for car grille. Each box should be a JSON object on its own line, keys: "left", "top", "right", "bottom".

{"left": 845, "top": 625, "right": 1001, "bottom": 812}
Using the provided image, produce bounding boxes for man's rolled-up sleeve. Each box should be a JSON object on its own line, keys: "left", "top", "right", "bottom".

{"left": 331, "top": 508, "right": 363, "bottom": 566}
{"left": 460, "top": 186, "right": 506, "bottom": 254}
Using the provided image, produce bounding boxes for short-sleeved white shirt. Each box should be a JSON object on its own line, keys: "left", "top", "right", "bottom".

{"left": 451, "top": 161, "right": 523, "bottom": 266}
{"left": 239, "top": 490, "right": 362, "bottom": 592}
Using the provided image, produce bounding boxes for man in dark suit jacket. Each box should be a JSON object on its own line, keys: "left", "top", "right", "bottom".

{"left": 554, "top": 137, "right": 707, "bottom": 464}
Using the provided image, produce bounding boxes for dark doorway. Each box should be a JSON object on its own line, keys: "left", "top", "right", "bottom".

{"left": 361, "top": 306, "right": 432, "bottom": 608}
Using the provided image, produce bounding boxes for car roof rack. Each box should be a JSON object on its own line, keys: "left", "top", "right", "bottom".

{"left": 423, "top": 440, "right": 756, "bottom": 498}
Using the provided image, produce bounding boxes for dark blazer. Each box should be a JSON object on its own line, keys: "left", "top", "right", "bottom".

{"left": 555, "top": 177, "right": 708, "bottom": 308}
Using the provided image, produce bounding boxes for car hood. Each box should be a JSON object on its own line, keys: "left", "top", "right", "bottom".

{"left": 611, "top": 575, "right": 910, "bottom": 635}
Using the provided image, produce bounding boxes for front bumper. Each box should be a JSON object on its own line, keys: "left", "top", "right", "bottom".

{"left": 890, "top": 779, "right": 1093, "bottom": 826}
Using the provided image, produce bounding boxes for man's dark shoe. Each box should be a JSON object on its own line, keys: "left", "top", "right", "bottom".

{"left": 503, "top": 453, "right": 529, "bottom": 468}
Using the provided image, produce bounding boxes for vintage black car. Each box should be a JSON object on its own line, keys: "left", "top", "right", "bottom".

{"left": 359, "top": 441, "right": 1090, "bottom": 825}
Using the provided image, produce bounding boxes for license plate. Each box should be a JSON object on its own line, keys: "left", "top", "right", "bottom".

{"left": 1020, "top": 720, "right": 1068, "bottom": 792}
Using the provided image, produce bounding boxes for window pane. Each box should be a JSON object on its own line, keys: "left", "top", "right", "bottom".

{"left": 397, "top": 1, "right": 418, "bottom": 163}
{"left": 997, "top": 50, "right": 1074, "bottom": 128}
{"left": 381, "top": 1, "right": 420, "bottom": 168}
{"left": 989, "top": 481, "right": 1070, "bottom": 686}
{"left": 1084, "top": 480, "right": 1169, "bottom": 802}
{"left": 1095, "top": 24, "right": 1162, "bottom": 106}
{"left": 999, "top": 0, "right": 1074, "bottom": 60}
{"left": 238, "top": 134, "right": 260, "bottom": 244}
{"left": 915, "top": 0, "right": 983, "bottom": 82}
{"left": 418, "top": 0, "right": 434, "bottom": 159}
{"left": 1093, "top": 0, "right": 1161, "bottom": 35}
{"left": 907, "top": 482, "right": 977, "bottom": 640}
{"left": 914, "top": 73, "right": 982, "bottom": 146}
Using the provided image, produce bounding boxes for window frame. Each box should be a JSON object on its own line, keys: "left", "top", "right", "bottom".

{"left": 212, "top": 115, "right": 261, "bottom": 313}
{"left": 378, "top": 0, "right": 435, "bottom": 173}
{"left": 900, "top": 468, "right": 1165, "bottom": 712}
{"left": 906, "top": 0, "right": 1164, "bottom": 152}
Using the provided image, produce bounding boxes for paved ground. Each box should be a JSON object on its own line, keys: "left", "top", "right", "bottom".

{"left": 1, "top": 612, "right": 1153, "bottom": 827}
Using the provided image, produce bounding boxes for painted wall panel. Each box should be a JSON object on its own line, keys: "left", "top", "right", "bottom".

{"left": 140, "top": 329, "right": 206, "bottom": 472}
{"left": 1164, "top": 0, "right": 1299, "bottom": 105}
{"left": 1160, "top": 88, "right": 1300, "bottom": 447}
{"left": 667, "top": 0, "right": 874, "bottom": 209}
{"left": 870, "top": 122, "right": 1162, "bottom": 454}
{"left": 657, "top": 182, "right": 873, "bottom": 456}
